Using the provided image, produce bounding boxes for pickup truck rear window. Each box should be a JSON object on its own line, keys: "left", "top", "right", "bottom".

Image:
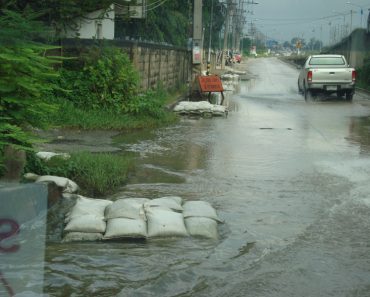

{"left": 309, "top": 57, "right": 345, "bottom": 65}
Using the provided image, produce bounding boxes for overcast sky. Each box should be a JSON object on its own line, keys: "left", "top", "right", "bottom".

{"left": 246, "top": 0, "right": 370, "bottom": 45}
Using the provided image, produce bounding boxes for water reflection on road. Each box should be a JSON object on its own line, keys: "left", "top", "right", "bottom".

{"left": 45, "top": 58, "right": 370, "bottom": 297}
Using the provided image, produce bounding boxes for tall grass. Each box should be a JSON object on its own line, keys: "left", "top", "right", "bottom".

{"left": 24, "top": 151, "right": 135, "bottom": 197}
{"left": 70, "top": 152, "right": 135, "bottom": 197}
{"left": 49, "top": 92, "right": 178, "bottom": 130}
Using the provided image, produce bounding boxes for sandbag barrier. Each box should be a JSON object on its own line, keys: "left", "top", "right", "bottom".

{"left": 173, "top": 101, "right": 228, "bottom": 117}
{"left": 62, "top": 196, "right": 222, "bottom": 242}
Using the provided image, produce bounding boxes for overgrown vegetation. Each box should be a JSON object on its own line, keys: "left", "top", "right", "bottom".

{"left": 0, "top": 9, "right": 61, "bottom": 177}
{"left": 0, "top": 6, "right": 179, "bottom": 192}
{"left": 58, "top": 47, "right": 140, "bottom": 112}
{"left": 24, "top": 152, "right": 135, "bottom": 197}
{"left": 48, "top": 90, "right": 177, "bottom": 130}
{"left": 357, "top": 53, "right": 370, "bottom": 91}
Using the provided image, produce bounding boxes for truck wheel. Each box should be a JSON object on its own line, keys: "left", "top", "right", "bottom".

{"left": 304, "top": 87, "right": 313, "bottom": 102}
{"left": 345, "top": 91, "right": 353, "bottom": 101}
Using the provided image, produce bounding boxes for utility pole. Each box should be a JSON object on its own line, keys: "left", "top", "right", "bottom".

{"left": 222, "top": 0, "right": 233, "bottom": 69}
{"left": 207, "top": 0, "right": 214, "bottom": 74}
{"left": 192, "top": 0, "right": 203, "bottom": 76}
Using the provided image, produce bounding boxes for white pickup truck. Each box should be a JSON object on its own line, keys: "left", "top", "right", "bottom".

{"left": 298, "top": 54, "right": 356, "bottom": 101}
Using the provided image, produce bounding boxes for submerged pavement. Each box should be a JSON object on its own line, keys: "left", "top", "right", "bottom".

{"left": 44, "top": 57, "right": 370, "bottom": 297}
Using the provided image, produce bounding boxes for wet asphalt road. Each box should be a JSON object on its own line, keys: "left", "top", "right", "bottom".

{"left": 44, "top": 57, "right": 370, "bottom": 297}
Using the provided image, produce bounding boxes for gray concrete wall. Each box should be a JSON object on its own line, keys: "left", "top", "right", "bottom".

{"left": 324, "top": 29, "right": 370, "bottom": 69}
{"left": 131, "top": 45, "right": 192, "bottom": 90}
{"left": 61, "top": 39, "right": 193, "bottom": 91}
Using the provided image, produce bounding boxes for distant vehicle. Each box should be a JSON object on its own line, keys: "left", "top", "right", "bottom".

{"left": 298, "top": 54, "right": 356, "bottom": 101}
{"left": 234, "top": 53, "right": 241, "bottom": 63}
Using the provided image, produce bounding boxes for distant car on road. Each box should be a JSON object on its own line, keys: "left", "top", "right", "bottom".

{"left": 298, "top": 54, "right": 356, "bottom": 101}
{"left": 234, "top": 53, "right": 241, "bottom": 63}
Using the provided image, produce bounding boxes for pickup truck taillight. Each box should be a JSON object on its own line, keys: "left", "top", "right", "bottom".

{"left": 352, "top": 70, "right": 356, "bottom": 82}
{"left": 307, "top": 70, "right": 313, "bottom": 82}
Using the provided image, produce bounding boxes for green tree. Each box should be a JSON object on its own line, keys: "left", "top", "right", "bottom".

{"left": 0, "top": 9, "right": 60, "bottom": 152}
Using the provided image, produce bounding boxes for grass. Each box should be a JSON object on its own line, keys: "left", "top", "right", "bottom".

{"left": 24, "top": 151, "right": 135, "bottom": 197}
{"left": 49, "top": 99, "right": 178, "bottom": 130}
{"left": 69, "top": 152, "right": 135, "bottom": 197}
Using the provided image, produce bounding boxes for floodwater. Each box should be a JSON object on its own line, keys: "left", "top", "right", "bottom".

{"left": 44, "top": 58, "right": 370, "bottom": 296}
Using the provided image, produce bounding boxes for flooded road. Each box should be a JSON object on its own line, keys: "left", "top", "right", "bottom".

{"left": 45, "top": 57, "right": 370, "bottom": 296}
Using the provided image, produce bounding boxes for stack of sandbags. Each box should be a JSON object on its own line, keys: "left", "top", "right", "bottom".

{"left": 63, "top": 196, "right": 112, "bottom": 242}
{"left": 62, "top": 196, "right": 222, "bottom": 242}
{"left": 103, "top": 198, "right": 149, "bottom": 240}
{"left": 183, "top": 201, "right": 222, "bottom": 239}
{"left": 211, "top": 104, "right": 228, "bottom": 116}
{"left": 173, "top": 101, "right": 227, "bottom": 117}
{"left": 144, "top": 196, "right": 188, "bottom": 238}
{"left": 173, "top": 101, "right": 191, "bottom": 114}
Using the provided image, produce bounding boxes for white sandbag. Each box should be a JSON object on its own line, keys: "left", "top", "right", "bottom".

{"left": 36, "top": 175, "right": 79, "bottom": 193}
{"left": 185, "top": 217, "right": 218, "bottom": 239}
{"left": 105, "top": 198, "right": 146, "bottom": 220}
{"left": 211, "top": 105, "right": 227, "bottom": 116}
{"left": 62, "top": 232, "right": 103, "bottom": 242}
{"left": 23, "top": 172, "right": 40, "bottom": 181}
{"left": 36, "top": 151, "right": 70, "bottom": 161}
{"left": 66, "top": 195, "right": 112, "bottom": 222}
{"left": 64, "top": 215, "right": 106, "bottom": 233}
{"left": 146, "top": 207, "right": 188, "bottom": 238}
{"left": 162, "top": 196, "right": 183, "bottom": 205}
{"left": 103, "top": 218, "right": 147, "bottom": 239}
{"left": 183, "top": 201, "right": 222, "bottom": 222}
{"left": 144, "top": 196, "right": 183, "bottom": 211}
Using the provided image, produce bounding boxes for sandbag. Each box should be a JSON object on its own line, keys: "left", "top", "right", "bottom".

{"left": 66, "top": 195, "right": 112, "bottom": 222}
{"left": 62, "top": 232, "right": 103, "bottom": 242}
{"left": 36, "top": 151, "right": 70, "bottom": 161}
{"left": 144, "top": 196, "right": 183, "bottom": 211}
{"left": 105, "top": 198, "right": 147, "bottom": 220}
{"left": 183, "top": 201, "right": 222, "bottom": 222}
{"left": 64, "top": 215, "right": 106, "bottom": 233}
{"left": 211, "top": 105, "right": 227, "bottom": 116}
{"left": 185, "top": 217, "right": 218, "bottom": 239}
{"left": 146, "top": 207, "right": 188, "bottom": 238}
{"left": 36, "top": 175, "right": 79, "bottom": 193}
{"left": 103, "top": 218, "right": 147, "bottom": 239}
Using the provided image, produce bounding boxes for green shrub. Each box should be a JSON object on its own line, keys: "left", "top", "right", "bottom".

{"left": 58, "top": 47, "right": 140, "bottom": 112}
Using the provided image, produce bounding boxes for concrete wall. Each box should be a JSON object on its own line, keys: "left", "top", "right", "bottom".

{"left": 64, "top": 5, "right": 115, "bottom": 40}
{"left": 61, "top": 39, "right": 192, "bottom": 91}
{"left": 324, "top": 29, "right": 370, "bottom": 69}
{"left": 130, "top": 45, "right": 191, "bottom": 90}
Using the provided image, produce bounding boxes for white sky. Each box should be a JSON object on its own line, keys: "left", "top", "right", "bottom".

{"left": 246, "top": 0, "right": 370, "bottom": 45}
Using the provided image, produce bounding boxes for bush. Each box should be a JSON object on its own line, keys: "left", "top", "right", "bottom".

{"left": 58, "top": 47, "right": 140, "bottom": 112}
